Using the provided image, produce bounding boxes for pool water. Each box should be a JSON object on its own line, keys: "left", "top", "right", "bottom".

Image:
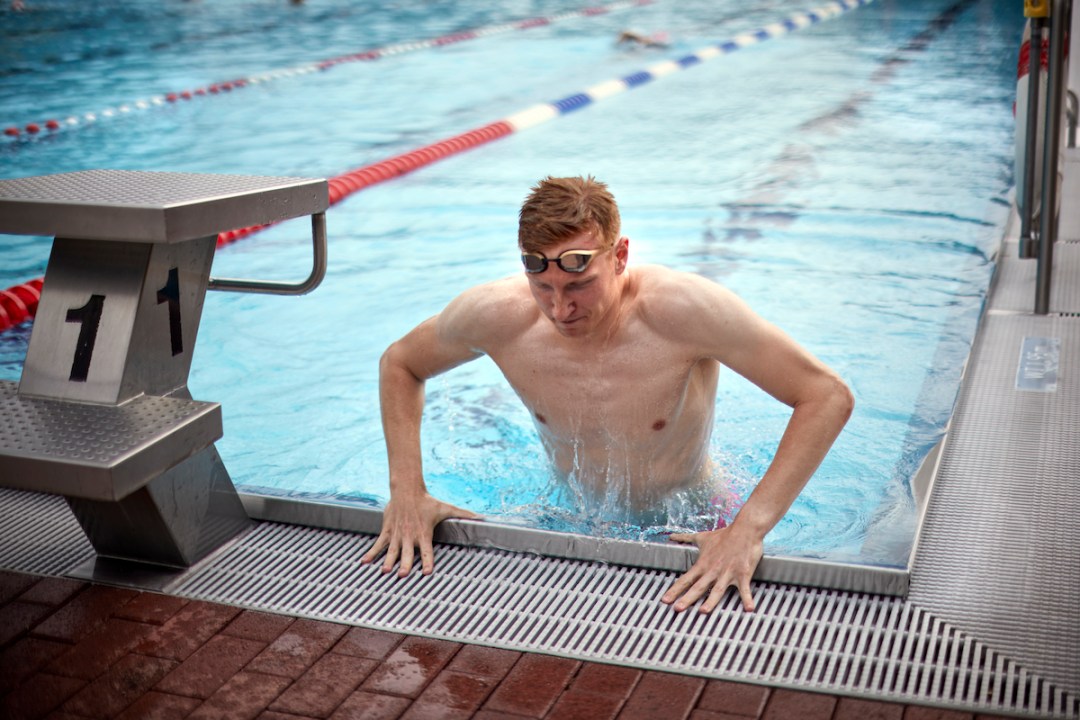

{"left": 0, "top": 0, "right": 1025, "bottom": 567}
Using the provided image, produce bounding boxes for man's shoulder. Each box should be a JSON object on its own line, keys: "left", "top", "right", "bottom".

{"left": 633, "top": 265, "right": 730, "bottom": 306}
{"left": 441, "top": 276, "right": 536, "bottom": 345}
{"left": 632, "top": 265, "right": 747, "bottom": 334}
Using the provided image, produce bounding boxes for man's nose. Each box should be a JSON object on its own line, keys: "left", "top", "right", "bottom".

{"left": 551, "top": 290, "right": 574, "bottom": 320}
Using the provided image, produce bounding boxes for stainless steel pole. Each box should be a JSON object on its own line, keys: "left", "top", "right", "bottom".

{"left": 1020, "top": 18, "right": 1045, "bottom": 259}
{"left": 1034, "top": 0, "right": 1070, "bottom": 314}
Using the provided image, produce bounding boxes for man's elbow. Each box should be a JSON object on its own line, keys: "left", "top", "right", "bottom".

{"left": 827, "top": 373, "right": 855, "bottom": 426}
{"left": 380, "top": 340, "right": 419, "bottom": 385}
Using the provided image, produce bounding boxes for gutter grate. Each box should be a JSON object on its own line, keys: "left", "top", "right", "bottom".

{"left": 0, "top": 487, "right": 1075, "bottom": 717}
{"left": 169, "top": 521, "right": 1078, "bottom": 719}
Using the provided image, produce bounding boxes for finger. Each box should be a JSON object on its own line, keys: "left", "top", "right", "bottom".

{"left": 661, "top": 568, "right": 699, "bottom": 605}
{"left": 398, "top": 540, "right": 415, "bottom": 578}
{"left": 674, "top": 575, "right": 716, "bottom": 613}
{"left": 668, "top": 532, "right": 698, "bottom": 546}
{"left": 360, "top": 533, "right": 387, "bottom": 564}
{"left": 440, "top": 502, "right": 482, "bottom": 522}
{"left": 419, "top": 541, "right": 435, "bottom": 575}
{"left": 380, "top": 538, "right": 400, "bottom": 575}
{"left": 737, "top": 577, "right": 756, "bottom": 613}
{"left": 699, "top": 575, "right": 733, "bottom": 615}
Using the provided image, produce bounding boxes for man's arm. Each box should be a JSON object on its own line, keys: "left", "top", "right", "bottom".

{"left": 360, "top": 290, "right": 495, "bottom": 577}
{"left": 657, "top": 273, "right": 854, "bottom": 612}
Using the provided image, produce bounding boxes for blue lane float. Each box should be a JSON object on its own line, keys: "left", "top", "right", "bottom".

{"left": 504, "top": 0, "right": 873, "bottom": 132}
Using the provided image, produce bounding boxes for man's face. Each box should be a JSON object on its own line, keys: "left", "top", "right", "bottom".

{"left": 523, "top": 231, "right": 627, "bottom": 338}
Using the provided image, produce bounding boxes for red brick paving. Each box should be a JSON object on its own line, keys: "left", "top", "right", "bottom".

{"left": 0, "top": 570, "right": 1029, "bottom": 720}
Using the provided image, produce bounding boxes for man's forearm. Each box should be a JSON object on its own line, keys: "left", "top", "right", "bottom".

{"left": 379, "top": 347, "right": 429, "bottom": 496}
{"left": 734, "top": 376, "right": 853, "bottom": 537}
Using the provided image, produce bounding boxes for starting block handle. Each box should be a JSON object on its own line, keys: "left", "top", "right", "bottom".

{"left": 208, "top": 212, "right": 327, "bottom": 296}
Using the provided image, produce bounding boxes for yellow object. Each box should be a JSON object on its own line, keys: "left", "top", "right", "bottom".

{"left": 1025, "top": 0, "right": 1050, "bottom": 18}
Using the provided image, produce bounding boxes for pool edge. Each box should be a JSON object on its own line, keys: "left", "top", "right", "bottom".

{"left": 237, "top": 491, "right": 909, "bottom": 597}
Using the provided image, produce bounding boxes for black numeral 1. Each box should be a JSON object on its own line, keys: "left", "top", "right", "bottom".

{"left": 66, "top": 294, "right": 105, "bottom": 382}
{"left": 156, "top": 267, "right": 183, "bottom": 356}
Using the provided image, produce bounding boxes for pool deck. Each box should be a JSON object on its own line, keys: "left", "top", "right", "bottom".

{"left": 0, "top": 569, "right": 1025, "bottom": 720}
{"left": 2, "top": 157, "right": 1079, "bottom": 719}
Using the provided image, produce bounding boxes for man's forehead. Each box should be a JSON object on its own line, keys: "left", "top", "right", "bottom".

{"left": 545, "top": 229, "right": 603, "bottom": 252}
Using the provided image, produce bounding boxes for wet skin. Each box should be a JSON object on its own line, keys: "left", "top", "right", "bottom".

{"left": 364, "top": 231, "right": 853, "bottom": 614}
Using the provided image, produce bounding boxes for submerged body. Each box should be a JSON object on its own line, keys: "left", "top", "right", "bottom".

{"left": 363, "top": 177, "right": 853, "bottom": 614}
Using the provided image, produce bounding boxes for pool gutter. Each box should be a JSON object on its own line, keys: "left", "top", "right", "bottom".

{"left": 237, "top": 491, "right": 910, "bottom": 597}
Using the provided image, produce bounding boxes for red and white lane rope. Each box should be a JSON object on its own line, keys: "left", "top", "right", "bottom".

{"left": 0, "top": 0, "right": 871, "bottom": 333}
{"left": 2, "top": 0, "right": 652, "bottom": 140}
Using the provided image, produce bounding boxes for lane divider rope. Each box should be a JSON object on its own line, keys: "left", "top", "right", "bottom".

{"left": 2, "top": 0, "right": 652, "bottom": 140}
{"left": 0, "top": 0, "right": 872, "bottom": 334}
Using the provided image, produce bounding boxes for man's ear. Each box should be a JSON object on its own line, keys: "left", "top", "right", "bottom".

{"left": 615, "top": 235, "right": 629, "bottom": 273}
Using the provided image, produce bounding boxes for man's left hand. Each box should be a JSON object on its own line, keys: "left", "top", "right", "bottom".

{"left": 662, "top": 523, "right": 764, "bottom": 613}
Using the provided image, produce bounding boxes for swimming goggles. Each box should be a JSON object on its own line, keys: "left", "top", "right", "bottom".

{"left": 521, "top": 249, "right": 602, "bottom": 274}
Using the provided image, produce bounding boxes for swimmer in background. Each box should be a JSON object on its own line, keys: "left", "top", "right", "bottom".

{"left": 362, "top": 176, "right": 853, "bottom": 614}
{"left": 617, "top": 29, "right": 670, "bottom": 48}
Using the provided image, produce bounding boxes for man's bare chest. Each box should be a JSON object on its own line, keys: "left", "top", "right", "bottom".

{"left": 489, "top": 334, "right": 703, "bottom": 439}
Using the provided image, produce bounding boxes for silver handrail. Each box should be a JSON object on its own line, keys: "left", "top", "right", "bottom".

{"left": 1034, "top": 0, "right": 1071, "bottom": 315}
{"left": 1067, "top": 89, "right": 1078, "bottom": 148}
{"left": 208, "top": 212, "right": 327, "bottom": 295}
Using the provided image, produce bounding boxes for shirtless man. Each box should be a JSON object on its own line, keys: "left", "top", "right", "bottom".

{"left": 361, "top": 176, "right": 853, "bottom": 613}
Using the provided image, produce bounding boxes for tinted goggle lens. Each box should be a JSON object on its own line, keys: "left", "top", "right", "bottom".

{"left": 521, "top": 250, "right": 599, "bottom": 274}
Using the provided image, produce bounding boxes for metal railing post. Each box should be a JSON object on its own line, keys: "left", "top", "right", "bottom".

{"left": 1020, "top": 16, "right": 1045, "bottom": 259}
{"left": 1034, "top": 0, "right": 1070, "bottom": 314}
{"left": 1067, "top": 90, "right": 1078, "bottom": 148}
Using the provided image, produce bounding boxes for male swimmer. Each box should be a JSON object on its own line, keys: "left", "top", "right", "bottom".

{"left": 362, "top": 176, "right": 853, "bottom": 613}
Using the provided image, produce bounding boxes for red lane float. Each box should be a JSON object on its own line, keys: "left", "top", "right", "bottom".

{"left": 0, "top": 279, "right": 44, "bottom": 332}
{"left": 214, "top": 120, "right": 513, "bottom": 250}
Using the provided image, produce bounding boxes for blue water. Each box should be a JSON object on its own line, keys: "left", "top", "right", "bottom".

{"left": 0, "top": 0, "right": 1024, "bottom": 566}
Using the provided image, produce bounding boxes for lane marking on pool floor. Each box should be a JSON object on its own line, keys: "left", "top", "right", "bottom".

{"left": 0, "top": 0, "right": 873, "bottom": 334}
{"left": 1, "top": 0, "right": 653, "bottom": 140}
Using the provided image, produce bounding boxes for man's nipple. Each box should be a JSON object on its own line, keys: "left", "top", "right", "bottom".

{"left": 536, "top": 412, "right": 547, "bottom": 424}
{"left": 652, "top": 419, "right": 666, "bottom": 431}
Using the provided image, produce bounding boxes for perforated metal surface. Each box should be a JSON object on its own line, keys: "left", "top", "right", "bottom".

{"left": 0, "top": 380, "right": 221, "bottom": 500}
{"left": 0, "top": 170, "right": 327, "bottom": 242}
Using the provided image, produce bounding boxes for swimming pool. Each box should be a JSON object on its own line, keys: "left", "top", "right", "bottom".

{"left": 0, "top": 0, "right": 1024, "bottom": 571}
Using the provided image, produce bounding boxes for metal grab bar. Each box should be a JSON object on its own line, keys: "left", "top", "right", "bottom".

{"left": 1068, "top": 89, "right": 1078, "bottom": 148}
{"left": 1019, "top": 16, "right": 1045, "bottom": 259}
{"left": 208, "top": 212, "right": 327, "bottom": 296}
{"left": 1034, "top": 0, "right": 1071, "bottom": 315}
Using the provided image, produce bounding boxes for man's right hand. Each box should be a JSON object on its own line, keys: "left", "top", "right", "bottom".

{"left": 360, "top": 492, "right": 480, "bottom": 577}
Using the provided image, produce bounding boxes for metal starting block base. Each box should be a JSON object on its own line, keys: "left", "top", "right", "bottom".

{"left": 0, "top": 170, "right": 329, "bottom": 580}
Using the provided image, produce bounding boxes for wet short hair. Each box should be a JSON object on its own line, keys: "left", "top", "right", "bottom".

{"left": 518, "top": 176, "right": 621, "bottom": 253}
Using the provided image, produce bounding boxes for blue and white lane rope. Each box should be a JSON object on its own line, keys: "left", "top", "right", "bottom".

{"left": 2, "top": 0, "right": 652, "bottom": 140}
{"left": 0, "top": 0, "right": 872, "bottom": 334}
{"left": 505, "top": 0, "right": 872, "bottom": 130}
